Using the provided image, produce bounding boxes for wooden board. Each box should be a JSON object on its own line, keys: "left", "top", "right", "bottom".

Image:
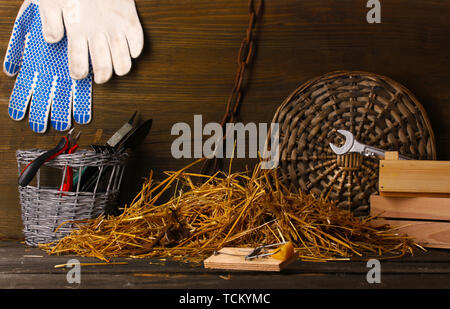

{"left": 1, "top": 0, "right": 450, "bottom": 238}
{"left": 203, "top": 247, "right": 297, "bottom": 272}
{"left": 370, "top": 195, "right": 450, "bottom": 221}
{"left": 379, "top": 160, "right": 450, "bottom": 195}
{"left": 2, "top": 241, "right": 450, "bottom": 289}
{"left": 372, "top": 219, "right": 450, "bottom": 250}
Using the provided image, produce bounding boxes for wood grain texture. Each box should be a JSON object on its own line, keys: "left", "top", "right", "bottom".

{"left": 203, "top": 247, "right": 296, "bottom": 272}
{"left": 0, "top": 0, "right": 449, "bottom": 237}
{"left": 379, "top": 160, "right": 450, "bottom": 194}
{"left": 373, "top": 219, "right": 450, "bottom": 250}
{"left": 1, "top": 240, "right": 450, "bottom": 289}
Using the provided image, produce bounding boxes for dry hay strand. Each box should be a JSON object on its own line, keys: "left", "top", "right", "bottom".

{"left": 40, "top": 159, "right": 418, "bottom": 263}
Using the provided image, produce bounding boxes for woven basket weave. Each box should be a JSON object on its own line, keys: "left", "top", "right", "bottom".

{"left": 16, "top": 149, "right": 128, "bottom": 247}
{"left": 271, "top": 71, "right": 436, "bottom": 216}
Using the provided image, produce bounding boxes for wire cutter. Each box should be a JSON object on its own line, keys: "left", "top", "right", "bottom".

{"left": 18, "top": 129, "right": 81, "bottom": 187}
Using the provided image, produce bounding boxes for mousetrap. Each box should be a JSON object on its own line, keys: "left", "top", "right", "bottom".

{"left": 203, "top": 242, "right": 297, "bottom": 272}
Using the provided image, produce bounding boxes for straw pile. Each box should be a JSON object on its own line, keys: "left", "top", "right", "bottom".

{"left": 40, "top": 159, "right": 417, "bottom": 262}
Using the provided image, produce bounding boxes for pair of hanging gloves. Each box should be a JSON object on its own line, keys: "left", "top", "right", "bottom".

{"left": 3, "top": 0, "right": 144, "bottom": 133}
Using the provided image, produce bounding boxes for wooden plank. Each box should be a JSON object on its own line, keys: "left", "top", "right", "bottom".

{"left": 203, "top": 247, "right": 296, "bottom": 272}
{"left": 2, "top": 272, "right": 450, "bottom": 289}
{"left": 1, "top": 241, "right": 450, "bottom": 290}
{"left": 379, "top": 192, "right": 450, "bottom": 198}
{"left": 370, "top": 195, "right": 450, "bottom": 221}
{"left": 2, "top": 240, "right": 450, "bottom": 264}
{"left": 1, "top": 240, "right": 450, "bottom": 275}
{"left": 1, "top": 241, "right": 450, "bottom": 289}
{"left": 373, "top": 219, "right": 450, "bottom": 249}
{"left": 384, "top": 151, "right": 399, "bottom": 161}
{"left": 379, "top": 160, "right": 450, "bottom": 194}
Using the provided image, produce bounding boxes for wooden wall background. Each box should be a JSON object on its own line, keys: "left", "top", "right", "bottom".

{"left": 0, "top": 0, "right": 448, "bottom": 238}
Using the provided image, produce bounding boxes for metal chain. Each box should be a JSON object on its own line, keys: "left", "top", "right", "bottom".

{"left": 221, "top": 0, "right": 263, "bottom": 126}
{"left": 201, "top": 0, "right": 263, "bottom": 174}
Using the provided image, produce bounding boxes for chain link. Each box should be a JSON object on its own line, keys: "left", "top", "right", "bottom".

{"left": 201, "top": 0, "right": 263, "bottom": 174}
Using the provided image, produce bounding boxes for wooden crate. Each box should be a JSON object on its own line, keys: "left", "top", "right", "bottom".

{"left": 370, "top": 195, "right": 450, "bottom": 249}
{"left": 379, "top": 153, "right": 450, "bottom": 198}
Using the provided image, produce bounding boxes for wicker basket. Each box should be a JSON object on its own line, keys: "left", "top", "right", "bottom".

{"left": 16, "top": 149, "right": 128, "bottom": 247}
{"left": 271, "top": 71, "right": 436, "bottom": 216}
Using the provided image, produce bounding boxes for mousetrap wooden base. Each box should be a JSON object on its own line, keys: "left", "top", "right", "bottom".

{"left": 203, "top": 247, "right": 297, "bottom": 272}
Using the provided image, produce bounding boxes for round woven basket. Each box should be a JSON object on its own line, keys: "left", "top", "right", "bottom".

{"left": 271, "top": 71, "right": 436, "bottom": 216}
{"left": 16, "top": 149, "right": 128, "bottom": 247}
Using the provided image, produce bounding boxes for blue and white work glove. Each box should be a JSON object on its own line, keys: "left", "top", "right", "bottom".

{"left": 3, "top": 0, "right": 92, "bottom": 133}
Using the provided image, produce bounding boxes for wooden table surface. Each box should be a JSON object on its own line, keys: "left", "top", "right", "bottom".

{"left": 0, "top": 1, "right": 449, "bottom": 239}
{"left": 1, "top": 240, "right": 449, "bottom": 290}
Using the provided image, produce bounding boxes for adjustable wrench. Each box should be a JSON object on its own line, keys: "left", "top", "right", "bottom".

{"left": 329, "top": 130, "right": 411, "bottom": 160}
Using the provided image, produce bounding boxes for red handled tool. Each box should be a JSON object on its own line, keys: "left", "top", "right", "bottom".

{"left": 60, "top": 131, "right": 81, "bottom": 192}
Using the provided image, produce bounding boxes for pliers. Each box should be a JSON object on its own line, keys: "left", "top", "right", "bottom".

{"left": 18, "top": 129, "right": 81, "bottom": 187}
